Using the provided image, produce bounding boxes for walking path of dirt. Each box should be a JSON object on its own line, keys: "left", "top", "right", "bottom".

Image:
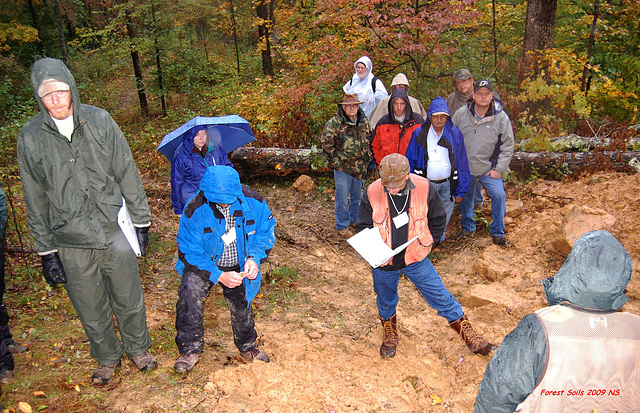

{"left": 6, "top": 171, "right": 640, "bottom": 412}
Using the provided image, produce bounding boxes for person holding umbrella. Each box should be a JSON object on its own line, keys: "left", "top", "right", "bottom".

{"left": 170, "top": 127, "right": 233, "bottom": 215}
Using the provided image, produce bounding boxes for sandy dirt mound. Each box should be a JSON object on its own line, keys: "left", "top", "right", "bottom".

{"left": 21, "top": 171, "right": 639, "bottom": 412}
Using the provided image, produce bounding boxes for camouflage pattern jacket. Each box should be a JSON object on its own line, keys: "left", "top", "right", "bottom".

{"left": 321, "top": 105, "right": 373, "bottom": 180}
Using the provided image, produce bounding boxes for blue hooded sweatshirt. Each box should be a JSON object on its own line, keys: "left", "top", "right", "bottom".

{"left": 170, "top": 126, "right": 233, "bottom": 215}
{"left": 405, "top": 96, "right": 470, "bottom": 199}
{"left": 175, "top": 166, "right": 276, "bottom": 306}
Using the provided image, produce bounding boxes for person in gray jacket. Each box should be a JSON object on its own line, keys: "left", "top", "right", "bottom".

{"left": 452, "top": 79, "right": 514, "bottom": 246}
{"left": 17, "top": 58, "right": 156, "bottom": 385}
{"left": 474, "top": 230, "right": 640, "bottom": 412}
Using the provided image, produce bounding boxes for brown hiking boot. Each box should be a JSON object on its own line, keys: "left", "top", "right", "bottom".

{"left": 174, "top": 353, "right": 200, "bottom": 373}
{"left": 379, "top": 314, "right": 399, "bottom": 359}
{"left": 241, "top": 347, "right": 270, "bottom": 363}
{"left": 6, "top": 339, "right": 28, "bottom": 354}
{"left": 0, "top": 369, "right": 14, "bottom": 384}
{"left": 131, "top": 350, "right": 157, "bottom": 372}
{"left": 449, "top": 314, "right": 496, "bottom": 355}
{"left": 91, "top": 361, "right": 121, "bottom": 385}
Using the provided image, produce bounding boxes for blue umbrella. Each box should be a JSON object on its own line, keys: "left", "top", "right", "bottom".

{"left": 157, "top": 115, "right": 256, "bottom": 162}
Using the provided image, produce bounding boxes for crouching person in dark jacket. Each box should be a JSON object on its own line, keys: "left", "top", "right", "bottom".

{"left": 475, "top": 230, "right": 640, "bottom": 412}
{"left": 173, "top": 166, "right": 276, "bottom": 373}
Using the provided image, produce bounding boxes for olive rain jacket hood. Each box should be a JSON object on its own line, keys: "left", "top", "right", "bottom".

{"left": 170, "top": 126, "right": 233, "bottom": 215}
{"left": 17, "top": 58, "right": 151, "bottom": 253}
{"left": 175, "top": 166, "right": 276, "bottom": 305}
{"left": 30, "top": 57, "right": 81, "bottom": 127}
{"left": 542, "top": 230, "right": 631, "bottom": 311}
{"left": 474, "top": 230, "right": 634, "bottom": 413}
{"left": 405, "top": 97, "right": 470, "bottom": 199}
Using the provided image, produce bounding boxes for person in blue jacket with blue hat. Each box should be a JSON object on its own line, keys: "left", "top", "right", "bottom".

{"left": 173, "top": 165, "right": 276, "bottom": 373}
{"left": 405, "top": 96, "right": 470, "bottom": 242}
{"left": 170, "top": 127, "right": 233, "bottom": 215}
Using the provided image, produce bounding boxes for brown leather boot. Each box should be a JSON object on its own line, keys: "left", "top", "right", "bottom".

{"left": 379, "top": 314, "right": 399, "bottom": 358}
{"left": 449, "top": 314, "right": 496, "bottom": 355}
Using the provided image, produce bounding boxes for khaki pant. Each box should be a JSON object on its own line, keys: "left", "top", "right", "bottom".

{"left": 59, "top": 231, "right": 150, "bottom": 365}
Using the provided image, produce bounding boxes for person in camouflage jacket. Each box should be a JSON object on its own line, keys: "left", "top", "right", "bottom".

{"left": 322, "top": 93, "right": 373, "bottom": 236}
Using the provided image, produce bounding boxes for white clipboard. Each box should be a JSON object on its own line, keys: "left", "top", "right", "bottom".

{"left": 118, "top": 198, "right": 141, "bottom": 257}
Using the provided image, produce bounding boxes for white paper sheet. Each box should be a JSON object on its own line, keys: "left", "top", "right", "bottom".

{"left": 347, "top": 227, "right": 421, "bottom": 268}
{"left": 118, "top": 198, "right": 141, "bottom": 257}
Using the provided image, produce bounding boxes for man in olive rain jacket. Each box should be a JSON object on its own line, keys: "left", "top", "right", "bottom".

{"left": 17, "top": 58, "right": 156, "bottom": 385}
{"left": 475, "top": 230, "right": 640, "bottom": 412}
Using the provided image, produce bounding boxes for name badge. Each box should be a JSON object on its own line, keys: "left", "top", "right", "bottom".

{"left": 221, "top": 227, "right": 237, "bottom": 245}
{"left": 393, "top": 212, "right": 409, "bottom": 228}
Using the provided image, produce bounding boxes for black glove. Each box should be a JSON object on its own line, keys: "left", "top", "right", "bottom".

{"left": 135, "top": 226, "right": 149, "bottom": 256}
{"left": 41, "top": 252, "right": 67, "bottom": 285}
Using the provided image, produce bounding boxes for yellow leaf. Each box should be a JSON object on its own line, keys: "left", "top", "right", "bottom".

{"left": 74, "top": 384, "right": 81, "bottom": 392}
{"left": 17, "top": 402, "right": 32, "bottom": 413}
{"left": 33, "top": 391, "right": 46, "bottom": 397}
{"left": 430, "top": 393, "right": 443, "bottom": 405}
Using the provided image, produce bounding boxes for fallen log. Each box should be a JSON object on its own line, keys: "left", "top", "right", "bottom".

{"left": 229, "top": 147, "right": 331, "bottom": 178}
{"left": 510, "top": 150, "right": 640, "bottom": 179}
{"left": 230, "top": 147, "right": 640, "bottom": 179}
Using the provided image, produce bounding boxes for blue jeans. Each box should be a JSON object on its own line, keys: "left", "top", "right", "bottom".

{"left": 372, "top": 258, "right": 463, "bottom": 322}
{"left": 474, "top": 181, "right": 484, "bottom": 206}
{"left": 333, "top": 169, "right": 364, "bottom": 230}
{"left": 432, "top": 180, "right": 454, "bottom": 242}
{"left": 460, "top": 173, "right": 506, "bottom": 237}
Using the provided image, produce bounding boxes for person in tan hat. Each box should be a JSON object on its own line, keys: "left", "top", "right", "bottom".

{"left": 322, "top": 93, "right": 373, "bottom": 238}
{"left": 368, "top": 73, "right": 427, "bottom": 129}
{"left": 355, "top": 153, "right": 495, "bottom": 358}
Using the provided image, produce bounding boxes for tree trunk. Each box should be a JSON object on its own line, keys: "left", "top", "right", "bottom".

{"left": 255, "top": 0, "right": 274, "bottom": 76}
{"left": 26, "top": 0, "right": 45, "bottom": 56}
{"left": 230, "top": 0, "right": 241, "bottom": 76}
{"left": 52, "top": 0, "right": 69, "bottom": 62}
{"left": 509, "top": 151, "right": 640, "bottom": 178}
{"left": 125, "top": 14, "right": 149, "bottom": 117}
{"left": 520, "top": 0, "right": 558, "bottom": 82}
{"left": 150, "top": 2, "right": 167, "bottom": 116}
{"left": 581, "top": 0, "right": 599, "bottom": 92}
{"left": 228, "top": 148, "right": 640, "bottom": 180}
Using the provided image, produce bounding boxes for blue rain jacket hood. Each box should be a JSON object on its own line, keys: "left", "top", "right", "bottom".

{"left": 170, "top": 126, "right": 233, "bottom": 214}
{"left": 427, "top": 95, "right": 451, "bottom": 119}
{"left": 542, "top": 230, "right": 632, "bottom": 311}
{"left": 200, "top": 165, "right": 243, "bottom": 204}
{"left": 175, "top": 165, "right": 276, "bottom": 306}
{"left": 405, "top": 97, "right": 470, "bottom": 199}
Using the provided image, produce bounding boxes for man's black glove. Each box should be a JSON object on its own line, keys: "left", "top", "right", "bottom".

{"left": 41, "top": 252, "right": 67, "bottom": 285}
{"left": 135, "top": 226, "right": 149, "bottom": 256}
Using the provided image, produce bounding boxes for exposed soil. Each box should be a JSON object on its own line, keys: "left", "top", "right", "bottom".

{"left": 3, "top": 171, "right": 640, "bottom": 412}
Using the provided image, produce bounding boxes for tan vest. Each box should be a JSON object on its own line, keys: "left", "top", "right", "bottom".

{"left": 367, "top": 174, "right": 434, "bottom": 267}
{"left": 516, "top": 304, "right": 640, "bottom": 412}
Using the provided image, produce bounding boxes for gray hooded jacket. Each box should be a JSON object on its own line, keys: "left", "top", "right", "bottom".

{"left": 17, "top": 58, "right": 151, "bottom": 253}
{"left": 474, "top": 230, "right": 634, "bottom": 413}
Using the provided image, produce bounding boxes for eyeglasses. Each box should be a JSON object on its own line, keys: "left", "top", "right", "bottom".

{"left": 431, "top": 114, "right": 448, "bottom": 121}
{"left": 41, "top": 90, "right": 69, "bottom": 101}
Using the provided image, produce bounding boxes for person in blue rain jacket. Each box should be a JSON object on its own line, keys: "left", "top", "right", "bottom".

{"left": 170, "top": 127, "right": 233, "bottom": 215}
{"left": 172, "top": 166, "right": 276, "bottom": 373}
{"left": 405, "top": 96, "right": 470, "bottom": 241}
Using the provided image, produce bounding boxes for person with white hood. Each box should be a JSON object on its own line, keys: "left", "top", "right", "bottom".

{"left": 343, "top": 56, "right": 388, "bottom": 118}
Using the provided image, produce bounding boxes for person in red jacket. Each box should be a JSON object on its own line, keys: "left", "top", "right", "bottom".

{"left": 371, "top": 88, "right": 424, "bottom": 167}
